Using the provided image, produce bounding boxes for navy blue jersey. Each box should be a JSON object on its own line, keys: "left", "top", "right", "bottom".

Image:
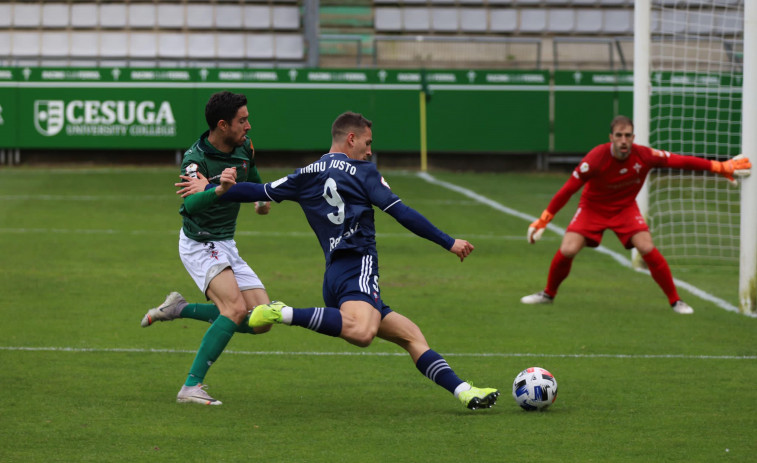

{"left": 265, "top": 153, "right": 400, "bottom": 263}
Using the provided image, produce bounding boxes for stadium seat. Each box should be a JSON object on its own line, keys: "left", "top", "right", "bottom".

{"left": 100, "top": 4, "right": 127, "bottom": 29}
{"left": 658, "top": 9, "right": 687, "bottom": 34}
{"left": 513, "top": 0, "right": 542, "bottom": 5}
{"left": 41, "top": 32, "right": 70, "bottom": 57}
{"left": 158, "top": 33, "right": 187, "bottom": 59}
{"left": 129, "top": 4, "right": 156, "bottom": 29}
{"left": 685, "top": 10, "right": 715, "bottom": 35}
{"left": 459, "top": 0, "right": 487, "bottom": 4}
{"left": 460, "top": 8, "right": 488, "bottom": 33}
{"left": 603, "top": 9, "right": 632, "bottom": 34}
{"left": 574, "top": 9, "right": 603, "bottom": 34}
{"left": 70, "top": 32, "right": 99, "bottom": 57}
{"left": 489, "top": 9, "right": 518, "bottom": 33}
{"left": 548, "top": 9, "right": 575, "bottom": 34}
{"left": 11, "top": 31, "right": 40, "bottom": 57}
{"left": 403, "top": 0, "right": 429, "bottom": 4}
{"left": 403, "top": 8, "right": 431, "bottom": 32}
{"left": 187, "top": 33, "right": 217, "bottom": 58}
{"left": 0, "top": 32, "right": 9, "bottom": 56}
{"left": 519, "top": 9, "right": 548, "bottom": 34}
{"left": 597, "top": 0, "right": 629, "bottom": 5}
{"left": 42, "top": 4, "right": 70, "bottom": 28}
{"left": 431, "top": 8, "right": 459, "bottom": 32}
{"left": 13, "top": 4, "right": 41, "bottom": 28}
{"left": 244, "top": 6, "right": 272, "bottom": 30}
{"left": 246, "top": 34, "right": 275, "bottom": 59}
{"left": 718, "top": 10, "right": 743, "bottom": 35}
{"left": 272, "top": 6, "right": 300, "bottom": 30}
{"left": 216, "top": 33, "right": 246, "bottom": 58}
{"left": 157, "top": 4, "right": 184, "bottom": 29}
{"left": 571, "top": 0, "right": 598, "bottom": 5}
{"left": 275, "top": 34, "right": 305, "bottom": 60}
{"left": 430, "top": 0, "right": 456, "bottom": 4}
{"left": 71, "top": 4, "right": 98, "bottom": 28}
{"left": 216, "top": 5, "right": 244, "bottom": 29}
{"left": 187, "top": 5, "right": 214, "bottom": 29}
{"left": 375, "top": 8, "right": 402, "bottom": 32}
{"left": 129, "top": 33, "right": 158, "bottom": 58}
{"left": 0, "top": 5, "right": 10, "bottom": 28}
{"left": 100, "top": 32, "right": 128, "bottom": 57}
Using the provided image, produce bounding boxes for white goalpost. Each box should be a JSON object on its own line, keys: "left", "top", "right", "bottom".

{"left": 634, "top": 0, "right": 755, "bottom": 314}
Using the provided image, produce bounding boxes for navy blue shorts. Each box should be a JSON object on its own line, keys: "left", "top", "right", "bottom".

{"left": 323, "top": 251, "right": 393, "bottom": 319}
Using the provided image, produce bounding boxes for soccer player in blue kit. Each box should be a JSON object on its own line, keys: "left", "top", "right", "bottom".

{"left": 178, "top": 112, "right": 499, "bottom": 409}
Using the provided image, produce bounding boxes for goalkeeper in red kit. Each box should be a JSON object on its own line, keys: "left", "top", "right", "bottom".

{"left": 522, "top": 115, "right": 751, "bottom": 314}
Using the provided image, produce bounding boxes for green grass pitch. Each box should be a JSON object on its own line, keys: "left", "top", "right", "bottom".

{"left": 0, "top": 166, "right": 754, "bottom": 462}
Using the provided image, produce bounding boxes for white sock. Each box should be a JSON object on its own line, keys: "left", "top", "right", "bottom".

{"left": 453, "top": 382, "right": 471, "bottom": 399}
{"left": 280, "top": 306, "right": 293, "bottom": 324}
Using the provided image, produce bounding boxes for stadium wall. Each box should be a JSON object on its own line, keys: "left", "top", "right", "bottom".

{"left": 0, "top": 66, "right": 633, "bottom": 164}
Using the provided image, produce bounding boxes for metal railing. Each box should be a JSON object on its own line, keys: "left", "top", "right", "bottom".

{"left": 553, "top": 36, "right": 631, "bottom": 71}
{"left": 372, "top": 35, "right": 543, "bottom": 69}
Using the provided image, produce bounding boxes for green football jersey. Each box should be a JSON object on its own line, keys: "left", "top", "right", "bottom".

{"left": 179, "top": 130, "right": 263, "bottom": 242}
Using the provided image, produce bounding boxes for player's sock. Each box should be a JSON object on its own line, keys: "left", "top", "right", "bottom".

{"left": 642, "top": 247, "right": 680, "bottom": 305}
{"left": 184, "top": 315, "right": 237, "bottom": 387}
{"left": 290, "top": 307, "right": 342, "bottom": 337}
{"left": 181, "top": 303, "right": 257, "bottom": 334}
{"left": 545, "top": 249, "right": 573, "bottom": 297}
{"left": 415, "top": 349, "right": 465, "bottom": 395}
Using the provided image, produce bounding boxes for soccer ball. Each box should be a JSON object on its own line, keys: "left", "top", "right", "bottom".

{"left": 512, "top": 367, "right": 558, "bottom": 411}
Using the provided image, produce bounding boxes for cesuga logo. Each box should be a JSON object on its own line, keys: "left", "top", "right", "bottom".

{"left": 34, "top": 99, "right": 176, "bottom": 137}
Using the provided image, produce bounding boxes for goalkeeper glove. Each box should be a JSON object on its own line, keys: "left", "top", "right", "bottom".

{"left": 527, "top": 210, "right": 554, "bottom": 244}
{"left": 710, "top": 154, "right": 751, "bottom": 185}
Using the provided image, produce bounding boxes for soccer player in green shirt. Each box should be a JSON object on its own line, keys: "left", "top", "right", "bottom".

{"left": 141, "top": 91, "right": 272, "bottom": 405}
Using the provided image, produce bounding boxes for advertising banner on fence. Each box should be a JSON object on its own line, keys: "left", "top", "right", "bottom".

{"left": 10, "top": 68, "right": 200, "bottom": 149}
{"left": 0, "top": 68, "right": 16, "bottom": 146}
{"left": 0, "top": 66, "right": 555, "bottom": 153}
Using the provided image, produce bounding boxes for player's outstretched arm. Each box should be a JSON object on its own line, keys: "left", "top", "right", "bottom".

{"left": 527, "top": 210, "right": 554, "bottom": 244}
{"left": 176, "top": 168, "right": 239, "bottom": 215}
{"left": 526, "top": 174, "right": 583, "bottom": 244}
{"left": 449, "top": 239, "right": 474, "bottom": 262}
{"left": 710, "top": 154, "right": 752, "bottom": 185}
{"left": 176, "top": 171, "right": 211, "bottom": 198}
{"left": 384, "top": 202, "right": 456, "bottom": 251}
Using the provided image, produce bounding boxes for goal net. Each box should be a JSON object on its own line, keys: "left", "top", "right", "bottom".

{"left": 645, "top": 0, "right": 744, "bottom": 265}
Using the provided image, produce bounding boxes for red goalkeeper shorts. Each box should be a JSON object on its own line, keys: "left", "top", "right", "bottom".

{"left": 566, "top": 203, "right": 649, "bottom": 249}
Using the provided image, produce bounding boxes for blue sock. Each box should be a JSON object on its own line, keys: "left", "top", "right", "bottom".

{"left": 291, "top": 307, "right": 342, "bottom": 337}
{"left": 415, "top": 349, "right": 464, "bottom": 394}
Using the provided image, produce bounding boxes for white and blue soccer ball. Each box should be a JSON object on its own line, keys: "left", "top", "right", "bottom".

{"left": 512, "top": 367, "right": 558, "bottom": 411}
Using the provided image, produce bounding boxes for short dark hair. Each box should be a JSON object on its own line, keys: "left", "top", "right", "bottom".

{"left": 205, "top": 91, "right": 247, "bottom": 131}
{"left": 610, "top": 115, "right": 633, "bottom": 133}
{"left": 331, "top": 111, "right": 372, "bottom": 141}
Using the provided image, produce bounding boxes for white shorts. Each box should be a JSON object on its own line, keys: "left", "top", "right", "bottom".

{"left": 179, "top": 229, "right": 265, "bottom": 295}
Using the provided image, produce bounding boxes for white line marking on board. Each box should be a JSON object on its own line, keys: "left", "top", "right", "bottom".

{"left": 0, "top": 346, "right": 754, "bottom": 360}
{"left": 417, "top": 172, "right": 754, "bottom": 317}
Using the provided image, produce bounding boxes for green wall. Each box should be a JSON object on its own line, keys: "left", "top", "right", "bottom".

{"left": 0, "top": 67, "right": 636, "bottom": 154}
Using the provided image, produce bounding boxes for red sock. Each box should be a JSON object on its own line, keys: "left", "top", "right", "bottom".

{"left": 642, "top": 248, "right": 680, "bottom": 305}
{"left": 545, "top": 250, "right": 573, "bottom": 298}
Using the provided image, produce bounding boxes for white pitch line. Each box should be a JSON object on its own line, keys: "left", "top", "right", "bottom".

{"left": 0, "top": 346, "right": 754, "bottom": 360}
{"left": 0, "top": 195, "right": 481, "bottom": 205}
{"left": 0, "top": 227, "right": 533, "bottom": 241}
{"left": 417, "top": 172, "right": 753, "bottom": 317}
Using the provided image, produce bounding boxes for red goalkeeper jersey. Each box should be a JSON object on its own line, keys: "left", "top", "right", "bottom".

{"left": 546, "top": 143, "right": 711, "bottom": 216}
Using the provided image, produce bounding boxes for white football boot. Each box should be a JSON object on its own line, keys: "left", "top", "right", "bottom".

{"left": 520, "top": 291, "right": 554, "bottom": 305}
{"left": 672, "top": 300, "right": 694, "bottom": 315}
